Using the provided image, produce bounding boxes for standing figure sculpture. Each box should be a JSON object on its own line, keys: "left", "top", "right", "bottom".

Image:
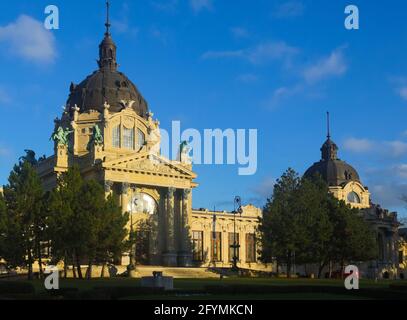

{"left": 92, "top": 124, "right": 104, "bottom": 145}
{"left": 179, "top": 141, "right": 192, "bottom": 165}
{"left": 51, "top": 126, "right": 73, "bottom": 146}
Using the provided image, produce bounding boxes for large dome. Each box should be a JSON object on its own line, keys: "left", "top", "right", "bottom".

{"left": 66, "top": 29, "right": 148, "bottom": 118}
{"left": 304, "top": 137, "right": 360, "bottom": 186}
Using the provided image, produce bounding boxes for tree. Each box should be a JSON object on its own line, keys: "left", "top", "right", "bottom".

{"left": 47, "top": 166, "right": 128, "bottom": 279}
{"left": 2, "top": 151, "right": 45, "bottom": 280}
{"left": 259, "top": 168, "right": 303, "bottom": 278}
{"left": 47, "top": 166, "right": 84, "bottom": 278}
{"left": 96, "top": 195, "right": 129, "bottom": 276}
{"left": 294, "top": 176, "right": 333, "bottom": 278}
{"left": 259, "top": 168, "right": 377, "bottom": 279}
{"left": 0, "top": 194, "right": 7, "bottom": 259}
{"left": 327, "top": 199, "right": 377, "bottom": 275}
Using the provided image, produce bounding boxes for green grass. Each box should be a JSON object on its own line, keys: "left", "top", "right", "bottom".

{"left": 2, "top": 277, "right": 406, "bottom": 300}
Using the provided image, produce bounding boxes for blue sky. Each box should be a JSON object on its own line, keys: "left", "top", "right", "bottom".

{"left": 0, "top": 0, "right": 406, "bottom": 217}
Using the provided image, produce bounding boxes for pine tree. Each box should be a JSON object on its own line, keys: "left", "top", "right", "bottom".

{"left": 2, "top": 152, "right": 45, "bottom": 280}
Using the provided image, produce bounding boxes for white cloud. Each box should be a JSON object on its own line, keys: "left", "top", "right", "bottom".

{"left": 303, "top": 48, "right": 347, "bottom": 84}
{"left": 274, "top": 1, "right": 305, "bottom": 18}
{"left": 252, "top": 176, "right": 276, "bottom": 199}
{"left": 230, "top": 27, "right": 249, "bottom": 39}
{"left": 399, "top": 86, "right": 407, "bottom": 101}
{"left": 190, "top": 0, "right": 213, "bottom": 12}
{"left": 395, "top": 164, "right": 407, "bottom": 178}
{"left": 202, "top": 41, "right": 299, "bottom": 65}
{"left": 343, "top": 138, "right": 375, "bottom": 153}
{"left": 343, "top": 137, "right": 407, "bottom": 158}
{"left": 0, "top": 15, "right": 56, "bottom": 63}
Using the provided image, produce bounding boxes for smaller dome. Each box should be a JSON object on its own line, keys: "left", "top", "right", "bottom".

{"left": 304, "top": 159, "right": 360, "bottom": 186}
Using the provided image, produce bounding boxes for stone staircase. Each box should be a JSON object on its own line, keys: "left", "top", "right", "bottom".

{"left": 132, "top": 266, "right": 220, "bottom": 279}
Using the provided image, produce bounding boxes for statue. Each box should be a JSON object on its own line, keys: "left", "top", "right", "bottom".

{"left": 92, "top": 124, "right": 104, "bottom": 145}
{"left": 179, "top": 140, "right": 192, "bottom": 165}
{"left": 147, "top": 113, "right": 161, "bottom": 157}
{"left": 19, "top": 150, "right": 37, "bottom": 166}
{"left": 51, "top": 126, "right": 73, "bottom": 146}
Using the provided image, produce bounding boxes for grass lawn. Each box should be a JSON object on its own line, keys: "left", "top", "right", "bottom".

{"left": 1, "top": 277, "right": 406, "bottom": 300}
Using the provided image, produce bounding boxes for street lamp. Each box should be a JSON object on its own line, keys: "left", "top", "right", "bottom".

{"left": 231, "top": 196, "right": 242, "bottom": 272}
{"left": 127, "top": 186, "right": 137, "bottom": 274}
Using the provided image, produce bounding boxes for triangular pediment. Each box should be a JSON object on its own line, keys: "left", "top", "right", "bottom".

{"left": 102, "top": 152, "right": 196, "bottom": 179}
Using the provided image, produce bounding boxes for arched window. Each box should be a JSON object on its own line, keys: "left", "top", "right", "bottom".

{"left": 136, "top": 129, "right": 145, "bottom": 150}
{"left": 347, "top": 191, "right": 361, "bottom": 204}
{"left": 123, "top": 127, "right": 134, "bottom": 150}
{"left": 128, "top": 193, "right": 157, "bottom": 215}
{"left": 112, "top": 125, "right": 120, "bottom": 148}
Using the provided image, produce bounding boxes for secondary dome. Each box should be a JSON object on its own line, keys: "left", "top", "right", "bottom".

{"left": 304, "top": 135, "right": 360, "bottom": 186}
{"left": 66, "top": 24, "right": 148, "bottom": 118}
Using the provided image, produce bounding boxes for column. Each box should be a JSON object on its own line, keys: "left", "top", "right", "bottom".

{"left": 163, "top": 187, "right": 178, "bottom": 266}
{"left": 120, "top": 183, "right": 130, "bottom": 266}
{"left": 178, "top": 189, "right": 193, "bottom": 267}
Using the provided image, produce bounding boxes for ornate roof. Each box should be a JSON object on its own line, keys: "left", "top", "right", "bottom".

{"left": 66, "top": 3, "right": 148, "bottom": 118}
{"left": 304, "top": 114, "right": 361, "bottom": 186}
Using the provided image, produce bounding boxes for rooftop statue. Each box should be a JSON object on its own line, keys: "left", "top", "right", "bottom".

{"left": 51, "top": 126, "right": 73, "bottom": 146}
{"left": 179, "top": 141, "right": 192, "bottom": 165}
{"left": 92, "top": 124, "right": 104, "bottom": 145}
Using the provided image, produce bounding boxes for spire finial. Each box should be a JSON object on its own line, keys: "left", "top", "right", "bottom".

{"left": 105, "top": 0, "right": 111, "bottom": 36}
{"left": 326, "top": 111, "right": 331, "bottom": 139}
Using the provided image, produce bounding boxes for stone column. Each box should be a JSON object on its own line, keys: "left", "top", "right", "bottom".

{"left": 104, "top": 181, "right": 114, "bottom": 196}
{"left": 163, "top": 187, "right": 177, "bottom": 266}
{"left": 178, "top": 189, "right": 193, "bottom": 267}
{"left": 120, "top": 183, "right": 130, "bottom": 266}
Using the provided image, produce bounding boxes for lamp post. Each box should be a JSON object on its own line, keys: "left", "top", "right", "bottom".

{"left": 127, "top": 186, "right": 137, "bottom": 274}
{"left": 231, "top": 196, "right": 242, "bottom": 272}
{"left": 212, "top": 209, "right": 217, "bottom": 267}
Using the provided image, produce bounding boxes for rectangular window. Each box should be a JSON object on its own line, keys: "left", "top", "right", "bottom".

{"left": 123, "top": 127, "right": 135, "bottom": 150}
{"left": 192, "top": 231, "right": 204, "bottom": 262}
{"left": 228, "top": 233, "right": 240, "bottom": 262}
{"left": 246, "top": 234, "right": 256, "bottom": 263}
{"left": 211, "top": 232, "right": 222, "bottom": 262}
{"left": 112, "top": 126, "right": 120, "bottom": 148}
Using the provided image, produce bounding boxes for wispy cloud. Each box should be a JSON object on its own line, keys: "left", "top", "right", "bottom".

{"left": 252, "top": 176, "right": 276, "bottom": 199}
{"left": 303, "top": 48, "right": 348, "bottom": 84}
{"left": 230, "top": 27, "right": 250, "bottom": 39}
{"left": 0, "top": 15, "right": 56, "bottom": 64}
{"left": 152, "top": 0, "right": 179, "bottom": 12}
{"left": 202, "top": 41, "right": 299, "bottom": 65}
{"left": 344, "top": 137, "right": 407, "bottom": 158}
{"left": 273, "top": 1, "right": 305, "bottom": 18}
{"left": 398, "top": 86, "right": 407, "bottom": 101}
{"left": 111, "top": 3, "right": 139, "bottom": 36}
{"left": 190, "top": 0, "right": 213, "bottom": 13}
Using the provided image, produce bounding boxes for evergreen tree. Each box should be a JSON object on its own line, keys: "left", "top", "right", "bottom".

{"left": 0, "top": 193, "right": 7, "bottom": 259}
{"left": 259, "top": 168, "right": 302, "bottom": 277}
{"left": 2, "top": 152, "right": 45, "bottom": 280}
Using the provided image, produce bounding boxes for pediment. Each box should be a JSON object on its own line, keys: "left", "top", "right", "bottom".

{"left": 102, "top": 152, "right": 196, "bottom": 179}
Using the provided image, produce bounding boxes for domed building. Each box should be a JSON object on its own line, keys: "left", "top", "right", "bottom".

{"left": 36, "top": 2, "right": 263, "bottom": 271}
{"left": 304, "top": 115, "right": 402, "bottom": 279}
{"left": 304, "top": 128, "right": 371, "bottom": 209}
